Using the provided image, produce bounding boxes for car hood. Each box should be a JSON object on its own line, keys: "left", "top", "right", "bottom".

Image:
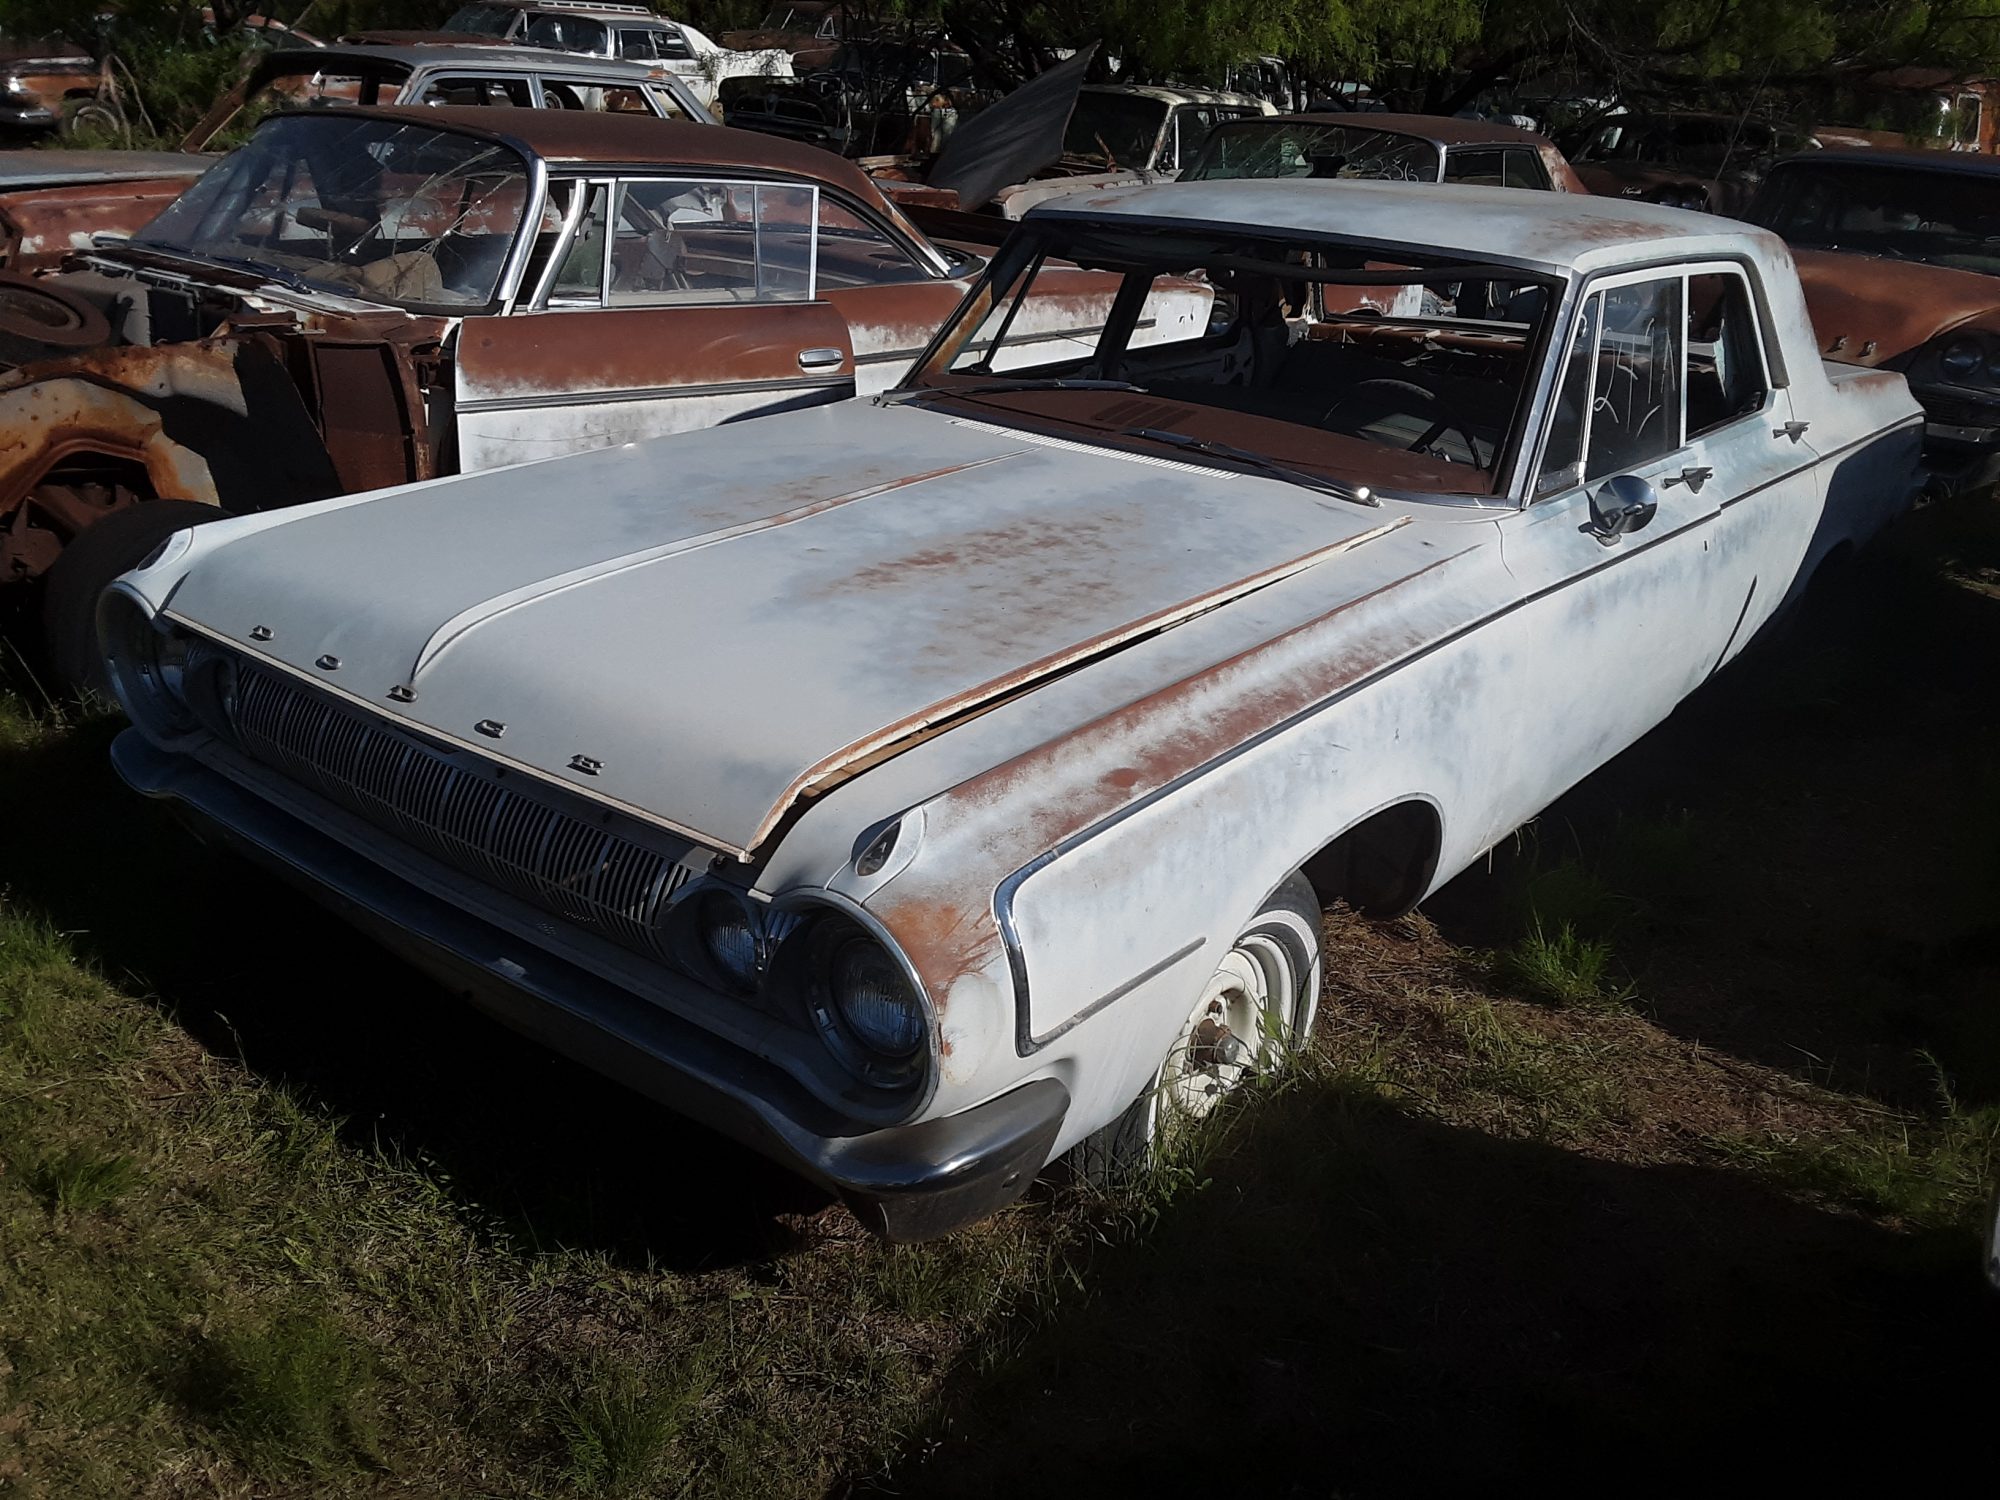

{"left": 1791, "top": 247, "right": 2000, "bottom": 365}
{"left": 164, "top": 403, "right": 1404, "bottom": 858}
{"left": 0, "top": 150, "right": 210, "bottom": 189}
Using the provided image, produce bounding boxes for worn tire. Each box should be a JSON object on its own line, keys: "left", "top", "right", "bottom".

{"left": 1068, "top": 872, "right": 1324, "bottom": 1186}
{"left": 40, "top": 498, "right": 220, "bottom": 700}
{"left": 0, "top": 271, "right": 111, "bottom": 368}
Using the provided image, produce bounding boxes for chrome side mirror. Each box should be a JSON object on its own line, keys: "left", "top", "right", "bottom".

{"left": 1584, "top": 473, "right": 1659, "bottom": 546}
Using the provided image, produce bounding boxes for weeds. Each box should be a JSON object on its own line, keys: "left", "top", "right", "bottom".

{"left": 26, "top": 1147, "right": 139, "bottom": 1214}
{"left": 185, "top": 1306, "right": 381, "bottom": 1476}
{"left": 1499, "top": 919, "right": 1630, "bottom": 1010}
{"left": 552, "top": 1357, "right": 705, "bottom": 1497}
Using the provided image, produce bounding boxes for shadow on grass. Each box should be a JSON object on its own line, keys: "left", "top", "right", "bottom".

{"left": 0, "top": 714, "right": 828, "bottom": 1273}
{"left": 1423, "top": 502, "right": 2000, "bottom": 1111}
{"left": 866, "top": 1083, "right": 1996, "bottom": 1496}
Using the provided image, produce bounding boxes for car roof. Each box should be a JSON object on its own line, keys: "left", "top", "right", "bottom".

{"left": 1773, "top": 146, "right": 2000, "bottom": 176}
{"left": 1026, "top": 176, "right": 1785, "bottom": 277}
{"left": 466, "top": 0, "right": 673, "bottom": 17}
{"left": 302, "top": 104, "right": 898, "bottom": 202}
{"left": 1222, "top": 111, "right": 1558, "bottom": 149}
{"left": 1077, "top": 84, "right": 1270, "bottom": 109}
{"left": 260, "top": 42, "right": 671, "bottom": 76}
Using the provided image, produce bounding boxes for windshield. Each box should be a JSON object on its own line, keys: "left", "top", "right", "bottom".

{"left": 443, "top": 4, "right": 515, "bottom": 36}
{"left": 1181, "top": 120, "right": 1441, "bottom": 182}
{"left": 134, "top": 114, "right": 532, "bottom": 311}
{"left": 1751, "top": 162, "right": 2000, "bottom": 276}
{"left": 1063, "top": 94, "right": 1170, "bottom": 168}
{"left": 902, "top": 222, "right": 1556, "bottom": 497}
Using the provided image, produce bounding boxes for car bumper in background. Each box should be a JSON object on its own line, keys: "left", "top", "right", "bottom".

{"left": 111, "top": 731, "right": 1069, "bottom": 1241}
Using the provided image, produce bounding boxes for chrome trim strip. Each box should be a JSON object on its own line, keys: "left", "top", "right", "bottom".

{"left": 456, "top": 373, "right": 851, "bottom": 413}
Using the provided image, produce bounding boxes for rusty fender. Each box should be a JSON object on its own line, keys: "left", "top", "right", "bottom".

{"left": 0, "top": 378, "right": 218, "bottom": 511}
{"left": 0, "top": 177, "right": 195, "bottom": 273}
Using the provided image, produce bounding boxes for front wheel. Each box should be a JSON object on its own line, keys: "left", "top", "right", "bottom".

{"left": 40, "top": 498, "right": 222, "bottom": 700}
{"left": 1071, "top": 873, "right": 1323, "bottom": 1183}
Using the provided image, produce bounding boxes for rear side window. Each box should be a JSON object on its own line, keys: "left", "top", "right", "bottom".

{"left": 1443, "top": 147, "right": 1506, "bottom": 186}
{"left": 1503, "top": 149, "right": 1552, "bottom": 191}
{"left": 616, "top": 28, "right": 657, "bottom": 59}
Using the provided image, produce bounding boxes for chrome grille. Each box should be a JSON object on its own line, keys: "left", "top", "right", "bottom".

{"left": 228, "top": 662, "right": 692, "bottom": 961}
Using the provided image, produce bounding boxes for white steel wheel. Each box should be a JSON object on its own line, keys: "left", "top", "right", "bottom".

{"left": 1072, "top": 873, "right": 1323, "bottom": 1183}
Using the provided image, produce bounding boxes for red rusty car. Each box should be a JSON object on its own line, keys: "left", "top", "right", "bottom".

{"left": 0, "top": 105, "right": 1195, "bottom": 687}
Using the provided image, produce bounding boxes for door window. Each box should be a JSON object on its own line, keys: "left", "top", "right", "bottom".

{"left": 1685, "top": 271, "right": 1769, "bottom": 435}
{"left": 616, "top": 28, "right": 657, "bottom": 59}
{"left": 417, "top": 75, "right": 533, "bottom": 107}
{"left": 548, "top": 182, "right": 610, "bottom": 304}
{"left": 1587, "top": 278, "right": 1684, "bottom": 478}
{"left": 605, "top": 180, "right": 817, "bottom": 304}
{"left": 814, "top": 198, "right": 932, "bottom": 287}
{"left": 1443, "top": 147, "right": 1507, "bottom": 185}
{"left": 654, "top": 26, "right": 695, "bottom": 61}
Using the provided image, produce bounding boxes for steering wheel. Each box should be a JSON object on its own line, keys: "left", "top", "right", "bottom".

{"left": 295, "top": 204, "right": 379, "bottom": 261}
{"left": 1324, "top": 378, "right": 1482, "bottom": 463}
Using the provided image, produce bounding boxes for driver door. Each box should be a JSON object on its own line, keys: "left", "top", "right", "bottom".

{"left": 453, "top": 175, "right": 855, "bottom": 471}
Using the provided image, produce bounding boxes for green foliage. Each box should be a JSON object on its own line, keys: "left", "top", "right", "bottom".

{"left": 1500, "top": 919, "right": 1627, "bottom": 1010}
{"left": 185, "top": 1306, "right": 382, "bottom": 1475}
{"left": 552, "top": 1358, "right": 705, "bottom": 1497}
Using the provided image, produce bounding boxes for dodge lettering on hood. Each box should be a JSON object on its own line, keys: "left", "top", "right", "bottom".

{"left": 104, "top": 182, "right": 1923, "bottom": 1239}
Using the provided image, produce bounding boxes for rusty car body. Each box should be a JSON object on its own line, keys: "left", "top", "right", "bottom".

{"left": 0, "top": 45, "right": 715, "bottom": 277}
{"left": 1745, "top": 148, "right": 2000, "bottom": 494}
{"left": 1, "top": 105, "right": 1175, "bottom": 680}
{"left": 0, "top": 36, "right": 99, "bottom": 133}
{"left": 1177, "top": 111, "right": 1587, "bottom": 193}
{"left": 103, "top": 182, "right": 1920, "bottom": 1239}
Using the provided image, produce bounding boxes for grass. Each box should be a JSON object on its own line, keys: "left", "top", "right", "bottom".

{"left": 0, "top": 503, "right": 1997, "bottom": 1492}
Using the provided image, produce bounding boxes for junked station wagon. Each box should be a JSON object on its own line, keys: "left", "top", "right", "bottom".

{"left": 1, "top": 106, "right": 1164, "bottom": 685}
{"left": 105, "top": 183, "right": 1921, "bottom": 1239}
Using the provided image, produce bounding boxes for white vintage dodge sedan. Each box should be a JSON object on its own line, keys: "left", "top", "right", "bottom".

{"left": 104, "top": 182, "right": 1921, "bottom": 1239}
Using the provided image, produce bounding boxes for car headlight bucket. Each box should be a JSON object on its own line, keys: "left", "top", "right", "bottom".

{"left": 695, "top": 889, "right": 760, "bottom": 992}
{"left": 102, "top": 594, "right": 203, "bottom": 740}
{"left": 803, "top": 917, "right": 929, "bottom": 1089}
{"left": 1941, "top": 336, "right": 1985, "bottom": 380}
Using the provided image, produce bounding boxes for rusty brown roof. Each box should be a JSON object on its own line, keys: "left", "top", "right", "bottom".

{"left": 302, "top": 104, "right": 894, "bottom": 204}
{"left": 1283, "top": 112, "right": 1560, "bottom": 150}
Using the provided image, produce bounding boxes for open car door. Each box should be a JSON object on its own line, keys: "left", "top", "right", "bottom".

{"left": 453, "top": 174, "right": 856, "bottom": 471}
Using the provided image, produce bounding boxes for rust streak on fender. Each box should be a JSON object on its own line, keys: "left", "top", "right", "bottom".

{"left": 873, "top": 898, "right": 1003, "bottom": 1004}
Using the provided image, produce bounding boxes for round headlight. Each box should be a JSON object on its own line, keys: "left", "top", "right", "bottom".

{"left": 696, "top": 890, "right": 760, "bottom": 991}
{"left": 1942, "top": 337, "right": 1984, "bottom": 379}
{"left": 831, "top": 938, "right": 926, "bottom": 1057}
{"left": 804, "top": 921, "right": 929, "bottom": 1088}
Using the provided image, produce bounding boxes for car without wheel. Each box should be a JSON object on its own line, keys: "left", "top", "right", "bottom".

{"left": 103, "top": 181, "right": 1920, "bottom": 1240}
{"left": 0, "top": 105, "right": 1167, "bottom": 687}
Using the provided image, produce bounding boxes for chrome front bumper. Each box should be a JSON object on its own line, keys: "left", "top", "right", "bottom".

{"left": 112, "top": 731, "right": 1068, "bottom": 1241}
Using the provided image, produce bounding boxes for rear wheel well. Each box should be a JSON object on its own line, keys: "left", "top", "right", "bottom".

{"left": 1301, "top": 799, "right": 1443, "bottom": 919}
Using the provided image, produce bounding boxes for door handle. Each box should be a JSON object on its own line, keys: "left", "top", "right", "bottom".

{"left": 797, "top": 346, "right": 845, "bottom": 372}
{"left": 1774, "top": 419, "right": 1809, "bottom": 443}
{"left": 1663, "top": 465, "right": 1713, "bottom": 493}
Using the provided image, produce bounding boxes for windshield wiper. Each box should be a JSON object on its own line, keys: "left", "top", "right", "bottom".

{"left": 127, "top": 243, "right": 322, "bottom": 296}
{"left": 876, "top": 377, "right": 1146, "bottom": 407}
{"left": 1115, "top": 427, "right": 1380, "bottom": 508}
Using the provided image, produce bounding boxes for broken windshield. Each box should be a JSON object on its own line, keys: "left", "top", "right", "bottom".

{"left": 901, "top": 221, "right": 1557, "bottom": 498}
{"left": 1180, "top": 121, "right": 1442, "bottom": 183}
{"left": 134, "top": 114, "right": 532, "bottom": 311}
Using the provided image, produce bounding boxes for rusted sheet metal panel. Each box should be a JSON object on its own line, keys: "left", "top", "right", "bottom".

{"left": 160, "top": 401, "right": 1401, "bottom": 857}
{"left": 453, "top": 303, "right": 856, "bottom": 469}
{"left": 1790, "top": 246, "right": 2000, "bottom": 364}
{"left": 0, "top": 176, "right": 200, "bottom": 272}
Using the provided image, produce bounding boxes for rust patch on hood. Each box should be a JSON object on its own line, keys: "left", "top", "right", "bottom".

{"left": 1792, "top": 248, "right": 2000, "bottom": 365}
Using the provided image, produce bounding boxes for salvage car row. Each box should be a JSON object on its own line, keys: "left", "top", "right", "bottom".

{"left": 0, "top": 59, "right": 1957, "bottom": 1239}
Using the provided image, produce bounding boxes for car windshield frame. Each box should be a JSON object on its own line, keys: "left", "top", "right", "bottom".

{"left": 1750, "top": 160, "right": 2000, "bottom": 277}
{"left": 1181, "top": 121, "right": 1443, "bottom": 183}
{"left": 131, "top": 113, "right": 539, "bottom": 316}
{"left": 896, "top": 218, "right": 1564, "bottom": 503}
